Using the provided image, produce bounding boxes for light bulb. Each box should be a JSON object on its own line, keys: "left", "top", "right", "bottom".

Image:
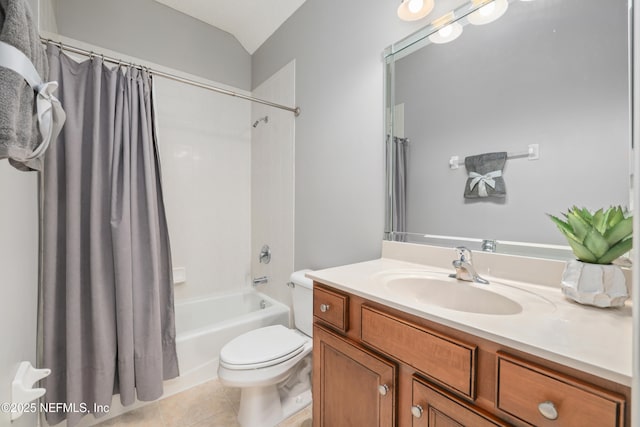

{"left": 408, "top": 0, "right": 424, "bottom": 13}
{"left": 479, "top": 2, "right": 496, "bottom": 16}
{"left": 439, "top": 25, "right": 453, "bottom": 38}
{"left": 397, "top": 0, "right": 434, "bottom": 21}
{"left": 428, "top": 22, "right": 463, "bottom": 44}
{"left": 467, "top": 0, "right": 509, "bottom": 25}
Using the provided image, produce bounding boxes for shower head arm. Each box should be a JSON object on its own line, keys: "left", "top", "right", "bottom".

{"left": 252, "top": 116, "right": 269, "bottom": 128}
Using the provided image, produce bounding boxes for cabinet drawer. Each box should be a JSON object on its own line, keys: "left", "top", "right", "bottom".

{"left": 361, "top": 305, "right": 477, "bottom": 399}
{"left": 313, "top": 286, "right": 349, "bottom": 333}
{"left": 412, "top": 377, "right": 509, "bottom": 427}
{"left": 496, "top": 352, "right": 625, "bottom": 427}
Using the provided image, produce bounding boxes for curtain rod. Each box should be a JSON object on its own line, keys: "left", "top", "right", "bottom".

{"left": 40, "top": 38, "right": 301, "bottom": 117}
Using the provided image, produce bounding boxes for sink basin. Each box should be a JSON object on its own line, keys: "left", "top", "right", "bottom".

{"left": 385, "top": 276, "right": 523, "bottom": 315}
{"left": 370, "top": 270, "right": 555, "bottom": 316}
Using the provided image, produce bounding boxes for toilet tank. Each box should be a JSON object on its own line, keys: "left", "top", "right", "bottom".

{"left": 290, "top": 270, "right": 314, "bottom": 337}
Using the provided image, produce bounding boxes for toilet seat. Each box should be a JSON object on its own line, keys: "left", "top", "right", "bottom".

{"left": 220, "top": 325, "right": 306, "bottom": 370}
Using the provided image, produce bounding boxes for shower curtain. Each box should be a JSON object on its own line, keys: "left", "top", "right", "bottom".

{"left": 41, "top": 46, "right": 178, "bottom": 426}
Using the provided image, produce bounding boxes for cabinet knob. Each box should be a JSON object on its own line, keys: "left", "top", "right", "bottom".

{"left": 378, "top": 384, "right": 389, "bottom": 396}
{"left": 411, "top": 405, "right": 423, "bottom": 418}
{"left": 319, "top": 303, "right": 330, "bottom": 313}
{"left": 538, "top": 401, "right": 558, "bottom": 420}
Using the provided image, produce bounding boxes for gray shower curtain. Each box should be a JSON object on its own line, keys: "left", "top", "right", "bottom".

{"left": 41, "top": 46, "right": 178, "bottom": 426}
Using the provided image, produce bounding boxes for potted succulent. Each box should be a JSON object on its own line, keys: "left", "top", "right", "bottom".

{"left": 548, "top": 206, "right": 632, "bottom": 307}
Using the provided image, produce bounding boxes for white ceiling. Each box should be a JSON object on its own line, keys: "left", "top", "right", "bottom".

{"left": 154, "top": 0, "right": 307, "bottom": 54}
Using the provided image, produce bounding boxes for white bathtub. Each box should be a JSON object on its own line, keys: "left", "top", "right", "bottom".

{"left": 169, "top": 290, "right": 290, "bottom": 393}
{"left": 82, "top": 290, "right": 290, "bottom": 426}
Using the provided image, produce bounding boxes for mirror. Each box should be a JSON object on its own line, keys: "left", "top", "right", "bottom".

{"left": 384, "top": 0, "right": 632, "bottom": 259}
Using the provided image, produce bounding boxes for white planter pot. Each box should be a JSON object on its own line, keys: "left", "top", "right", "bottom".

{"left": 561, "top": 260, "right": 629, "bottom": 308}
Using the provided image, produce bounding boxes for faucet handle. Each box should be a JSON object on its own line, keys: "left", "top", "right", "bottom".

{"left": 454, "top": 246, "right": 472, "bottom": 262}
{"left": 259, "top": 245, "right": 271, "bottom": 264}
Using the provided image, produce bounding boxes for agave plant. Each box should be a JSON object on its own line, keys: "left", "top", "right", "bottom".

{"left": 548, "top": 206, "right": 633, "bottom": 264}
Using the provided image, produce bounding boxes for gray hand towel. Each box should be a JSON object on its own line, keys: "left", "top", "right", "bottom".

{"left": 0, "top": 0, "right": 48, "bottom": 171}
{"left": 464, "top": 152, "right": 507, "bottom": 199}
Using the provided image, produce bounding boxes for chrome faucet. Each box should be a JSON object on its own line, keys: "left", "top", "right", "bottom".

{"left": 449, "top": 246, "right": 489, "bottom": 284}
{"left": 252, "top": 276, "right": 269, "bottom": 287}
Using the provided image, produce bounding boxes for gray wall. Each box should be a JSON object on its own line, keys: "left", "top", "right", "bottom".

{"left": 0, "top": 0, "right": 40, "bottom": 422}
{"left": 52, "top": 0, "right": 251, "bottom": 90}
{"left": 395, "top": 0, "right": 630, "bottom": 245}
{"left": 252, "top": 0, "right": 468, "bottom": 270}
{"left": 0, "top": 167, "right": 38, "bottom": 427}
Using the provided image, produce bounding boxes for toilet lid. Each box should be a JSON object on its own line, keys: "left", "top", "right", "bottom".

{"left": 220, "top": 325, "right": 306, "bottom": 369}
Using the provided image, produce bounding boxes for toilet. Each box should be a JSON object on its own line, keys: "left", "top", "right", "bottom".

{"left": 218, "top": 270, "right": 314, "bottom": 427}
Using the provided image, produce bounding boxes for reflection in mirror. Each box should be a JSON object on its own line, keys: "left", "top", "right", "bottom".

{"left": 384, "top": 0, "right": 632, "bottom": 259}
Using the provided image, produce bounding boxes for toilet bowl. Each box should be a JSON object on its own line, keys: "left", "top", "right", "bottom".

{"left": 217, "top": 270, "right": 313, "bottom": 427}
{"left": 218, "top": 325, "right": 312, "bottom": 388}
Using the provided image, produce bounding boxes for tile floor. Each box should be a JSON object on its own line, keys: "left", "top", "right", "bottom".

{"left": 94, "top": 379, "right": 312, "bottom": 427}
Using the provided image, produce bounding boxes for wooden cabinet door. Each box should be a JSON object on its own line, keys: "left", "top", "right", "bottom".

{"left": 411, "top": 377, "right": 510, "bottom": 427}
{"left": 313, "top": 325, "right": 396, "bottom": 427}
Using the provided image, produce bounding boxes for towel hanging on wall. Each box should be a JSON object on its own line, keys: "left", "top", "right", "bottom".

{"left": 464, "top": 152, "right": 507, "bottom": 198}
{"left": 0, "top": 0, "right": 65, "bottom": 171}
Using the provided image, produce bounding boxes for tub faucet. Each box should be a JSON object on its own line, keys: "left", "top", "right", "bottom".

{"left": 449, "top": 246, "right": 489, "bottom": 284}
{"left": 252, "top": 276, "right": 269, "bottom": 287}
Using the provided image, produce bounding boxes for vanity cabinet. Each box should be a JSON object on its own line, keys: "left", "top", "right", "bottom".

{"left": 313, "top": 286, "right": 349, "bottom": 333}
{"left": 312, "top": 283, "right": 630, "bottom": 427}
{"left": 496, "top": 352, "right": 626, "bottom": 426}
{"left": 411, "top": 376, "right": 508, "bottom": 427}
{"left": 313, "top": 324, "right": 396, "bottom": 426}
{"left": 361, "top": 305, "right": 477, "bottom": 399}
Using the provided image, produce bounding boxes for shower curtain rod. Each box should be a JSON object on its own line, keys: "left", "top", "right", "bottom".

{"left": 40, "top": 38, "right": 301, "bottom": 117}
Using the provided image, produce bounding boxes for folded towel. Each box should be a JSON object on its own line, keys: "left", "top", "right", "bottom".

{"left": 464, "top": 152, "right": 507, "bottom": 198}
{"left": 0, "top": 0, "right": 49, "bottom": 171}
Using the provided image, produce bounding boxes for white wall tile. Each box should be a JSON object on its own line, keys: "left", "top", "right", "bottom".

{"left": 155, "top": 77, "right": 252, "bottom": 300}
{"left": 251, "top": 61, "right": 296, "bottom": 311}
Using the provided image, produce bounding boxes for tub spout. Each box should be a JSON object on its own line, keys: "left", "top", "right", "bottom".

{"left": 252, "top": 276, "right": 269, "bottom": 287}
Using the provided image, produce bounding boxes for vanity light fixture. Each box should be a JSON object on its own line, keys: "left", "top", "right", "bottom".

{"left": 428, "top": 22, "right": 463, "bottom": 44}
{"left": 397, "top": 0, "right": 435, "bottom": 21}
{"left": 467, "top": 0, "right": 509, "bottom": 25}
{"left": 428, "top": 12, "right": 463, "bottom": 44}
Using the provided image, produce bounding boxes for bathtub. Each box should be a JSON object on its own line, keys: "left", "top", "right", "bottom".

{"left": 168, "top": 290, "right": 290, "bottom": 393}
{"left": 82, "top": 290, "right": 290, "bottom": 425}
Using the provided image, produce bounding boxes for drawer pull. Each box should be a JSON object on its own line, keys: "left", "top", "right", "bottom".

{"left": 378, "top": 384, "right": 389, "bottom": 396}
{"left": 320, "top": 303, "right": 331, "bottom": 313}
{"left": 538, "top": 401, "right": 559, "bottom": 420}
{"left": 411, "top": 405, "right": 424, "bottom": 418}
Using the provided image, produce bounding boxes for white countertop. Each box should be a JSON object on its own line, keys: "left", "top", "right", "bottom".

{"left": 307, "top": 256, "right": 633, "bottom": 387}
